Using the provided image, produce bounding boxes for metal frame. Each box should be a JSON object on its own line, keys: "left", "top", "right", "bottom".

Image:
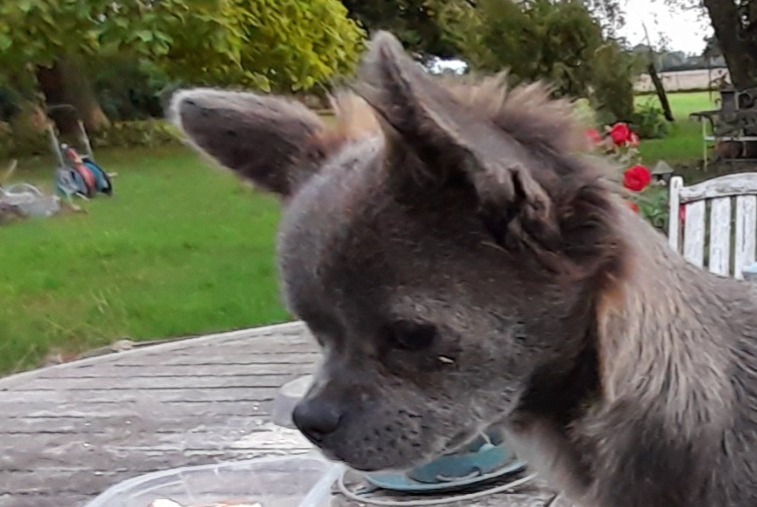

{"left": 45, "top": 104, "right": 95, "bottom": 164}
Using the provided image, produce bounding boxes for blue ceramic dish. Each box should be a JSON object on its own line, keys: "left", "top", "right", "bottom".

{"left": 363, "top": 433, "right": 527, "bottom": 493}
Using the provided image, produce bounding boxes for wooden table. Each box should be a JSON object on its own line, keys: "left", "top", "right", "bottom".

{"left": 0, "top": 322, "right": 568, "bottom": 507}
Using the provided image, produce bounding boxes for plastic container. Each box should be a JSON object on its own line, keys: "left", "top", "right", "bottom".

{"left": 85, "top": 454, "right": 339, "bottom": 507}
{"left": 744, "top": 261, "right": 757, "bottom": 281}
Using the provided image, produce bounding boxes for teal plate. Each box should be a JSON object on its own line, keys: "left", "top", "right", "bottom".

{"left": 363, "top": 455, "right": 527, "bottom": 493}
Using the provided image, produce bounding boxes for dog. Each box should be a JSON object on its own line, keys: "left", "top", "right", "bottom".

{"left": 171, "top": 31, "right": 757, "bottom": 507}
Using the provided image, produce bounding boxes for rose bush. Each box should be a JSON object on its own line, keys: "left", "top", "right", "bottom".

{"left": 623, "top": 165, "right": 652, "bottom": 193}
{"left": 587, "top": 122, "right": 668, "bottom": 231}
{"left": 610, "top": 123, "right": 632, "bottom": 146}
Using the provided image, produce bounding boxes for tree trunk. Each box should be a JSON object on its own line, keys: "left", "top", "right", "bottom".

{"left": 35, "top": 63, "right": 66, "bottom": 105}
{"left": 36, "top": 56, "right": 111, "bottom": 133}
{"left": 703, "top": 0, "right": 757, "bottom": 90}
{"left": 647, "top": 62, "right": 674, "bottom": 122}
{"left": 60, "top": 56, "right": 111, "bottom": 132}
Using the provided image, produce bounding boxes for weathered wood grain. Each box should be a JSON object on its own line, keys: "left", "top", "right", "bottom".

{"left": 669, "top": 170, "right": 757, "bottom": 279}
{"left": 668, "top": 176, "right": 683, "bottom": 252}
{"left": 683, "top": 200, "right": 706, "bottom": 267}
{"left": 0, "top": 321, "right": 561, "bottom": 507}
{"left": 735, "top": 195, "right": 757, "bottom": 279}
{"left": 678, "top": 172, "right": 757, "bottom": 203}
{"left": 708, "top": 196, "right": 732, "bottom": 276}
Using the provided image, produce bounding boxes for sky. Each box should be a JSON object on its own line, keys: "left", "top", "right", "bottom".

{"left": 616, "top": 0, "right": 712, "bottom": 54}
{"left": 431, "top": 0, "right": 713, "bottom": 73}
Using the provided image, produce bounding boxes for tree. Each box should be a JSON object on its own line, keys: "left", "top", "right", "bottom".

{"left": 700, "top": 0, "right": 757, "bottom": 89}
{"left": 446, "top": 0, "right": 639, "bottom": 121}
{"left": 592, "top": 0, "right": 757, "bottom": 90}
{"left": 0, "top": 0, "right": 364, "bottom": 131}
{"left": 341, "top": 0, "right": 473, "bottom": 60}
{"left": 141, "top": 0, "right": 365, "bottom": 92}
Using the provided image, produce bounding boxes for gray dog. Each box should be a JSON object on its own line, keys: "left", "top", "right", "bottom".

{"left": 171, "top": 31, "right": 757, "bottom": 507}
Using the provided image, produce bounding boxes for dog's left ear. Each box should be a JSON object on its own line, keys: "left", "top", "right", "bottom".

{"left": 170, "top": 89, "right": 336, "bottom": 198}
{"left": 355, "top": 32, "right": 560, "bottom": 250}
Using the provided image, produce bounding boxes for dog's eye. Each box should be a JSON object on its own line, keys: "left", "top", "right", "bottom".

{"left": 385, "top": 321, "right": 437, "bottom": 351}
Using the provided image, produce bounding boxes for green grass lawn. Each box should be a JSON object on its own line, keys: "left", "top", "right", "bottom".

{"left": 0, "top": 147, "right": 289, "bottom": 375}
{"left": 0, "top": 91, "right": 717, "bottom": 376}
{"left": 635, "top": 91, "right": 717, "bottom": 165}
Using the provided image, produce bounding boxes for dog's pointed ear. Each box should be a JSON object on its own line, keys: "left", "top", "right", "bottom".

{"left": 170, "top": 89, "right": 335, "bottom": 197}
{"left": 355, "top": 31, "right": 560, "bottom": 250}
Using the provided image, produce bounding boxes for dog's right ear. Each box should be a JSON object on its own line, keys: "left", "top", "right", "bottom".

{"left": 170, "top": 89, "right": 336, "bottom": 198}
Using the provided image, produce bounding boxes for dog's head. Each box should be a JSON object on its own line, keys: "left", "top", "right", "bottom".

{"left": 171, "top": 32, "right": 626, "bottom": 472}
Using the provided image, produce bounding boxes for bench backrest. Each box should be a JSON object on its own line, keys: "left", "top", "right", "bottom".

{"left": 668, "top": 172, "right": 757, "bottom": 278}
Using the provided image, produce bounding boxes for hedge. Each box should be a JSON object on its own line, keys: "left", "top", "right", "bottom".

{"left": 0, "top": 120, "right": 182, "bottom": 160}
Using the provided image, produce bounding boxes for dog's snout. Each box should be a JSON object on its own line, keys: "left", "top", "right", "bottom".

{"left": 292, "top": 398, "right": 342, "bottom": 442}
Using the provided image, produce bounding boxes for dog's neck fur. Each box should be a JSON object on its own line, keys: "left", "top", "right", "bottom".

{"left": 600, "top": 212, "right": 735, "bottom": 433}
{"left": 513, "top": 205, "right": 757, "bottom": 506}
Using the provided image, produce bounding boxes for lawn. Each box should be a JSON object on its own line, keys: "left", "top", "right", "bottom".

{"left": 635, "top": 90, "right": 717, "bottom": 166}
{"left": 0, "top": 91, "right": 717, "bottom": 376}
{"left": 0, "top": 147, "right": 289, "bottom": 375}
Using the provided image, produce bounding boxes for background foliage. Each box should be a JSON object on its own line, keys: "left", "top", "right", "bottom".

{"left": 0, "top": 0, "right": 755, "bottom": 155}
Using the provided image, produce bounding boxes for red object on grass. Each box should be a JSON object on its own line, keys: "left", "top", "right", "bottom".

{"left": 623, "top": 165, "right": 652, "bottom": 192}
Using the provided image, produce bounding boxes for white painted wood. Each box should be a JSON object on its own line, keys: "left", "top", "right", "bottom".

{"left": 735, "top": 196, "right": 757, "bottom": 279}
{"left": 668, "top": 176, "right": 683, "bottom": 252}
{"left": 672, "top": 172, "right": 757, "bottom": 278}
{"left": 679, "top": 172, "right": 757, "bottom": 203}
{"left": 708, "top": 197, "right": 732, "bottom": 276}
{"left": 683, "top": 200, "right": 706, "bottom": 267}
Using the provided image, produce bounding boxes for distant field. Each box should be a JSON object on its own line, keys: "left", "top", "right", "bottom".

{"left": 634, "top": 68, "right": 729, "bottom": 93}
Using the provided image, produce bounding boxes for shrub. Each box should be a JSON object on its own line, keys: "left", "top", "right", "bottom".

{"left": 0, "top": 120, "right": 182, "bottom": 159}
{"left": 638, "top": 187, "right": 669, "bottom": 232}
{"left": 630, "top": 99, "right": 669, "bottom": 139}
{"left": 0, "top": 122, "right": 12, "bottom": 159}
{"left": 587, "top": 122, "right": 668, "bottom": 231}
{"left": 0, "top": 122, "right": 49, "bottom": 158}
{"left": 91, "top": 120, "right": 181, "bottom": 150}
{"left": 589, "top": 43, "right": 639, "bottom": 124}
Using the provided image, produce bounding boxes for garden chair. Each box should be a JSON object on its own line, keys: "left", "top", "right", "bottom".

{"left": 668, "top": 172, "right": 757, "bottom": 279}
{"left": 689, "top": 87, "right": 757, "bottom": 170}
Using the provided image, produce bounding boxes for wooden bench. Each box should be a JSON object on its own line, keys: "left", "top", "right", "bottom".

{"left": 690, "top": 87, "right": 757, "bottom": 170}
{"left": 668, "top": 173, "right": 757, "bottom": 279}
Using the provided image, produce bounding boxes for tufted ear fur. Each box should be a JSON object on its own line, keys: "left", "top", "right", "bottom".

{"left": 354, "top": 32, "right": 564, "bottom": 254}
{"left": 170, "top": 89, "right": 339, "bottom": 197}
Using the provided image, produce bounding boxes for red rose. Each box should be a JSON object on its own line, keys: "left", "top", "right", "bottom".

{"left": 586, "top": 128, "right": 603, "bottom": 145}
{"left": 627, "top": 201, "right": 640, "bottom": 213}
{"left": 623, "top": 165, "right": 652, "bottom": 192}
{"left": 610, "top": 123, "right": 632, "bottom": 146}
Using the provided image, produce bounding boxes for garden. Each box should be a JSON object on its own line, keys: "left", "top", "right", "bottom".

{"left": 0, "top": 91, "right": 716, "bottom": 376}
{"left": 0, "top": 0, "right": 752, "bottom": 376}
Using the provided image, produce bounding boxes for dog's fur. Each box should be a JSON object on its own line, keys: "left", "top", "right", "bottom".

{"left": 170, "top": 32, "right": 757, "bottom": 507}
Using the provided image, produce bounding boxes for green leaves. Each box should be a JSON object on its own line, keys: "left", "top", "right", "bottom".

{"left": 445, "top": 0, "right": 636, "bottom": 120}
{"left": 0, "top": 33, "right": 11, "bottom": 52}
{"left": 0, "top": 0, "right": 364, "bottom": 95}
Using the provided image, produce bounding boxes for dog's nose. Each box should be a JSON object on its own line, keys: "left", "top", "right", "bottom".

{"left": 292, "top": 398, "right": 342, "bottom": 442}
